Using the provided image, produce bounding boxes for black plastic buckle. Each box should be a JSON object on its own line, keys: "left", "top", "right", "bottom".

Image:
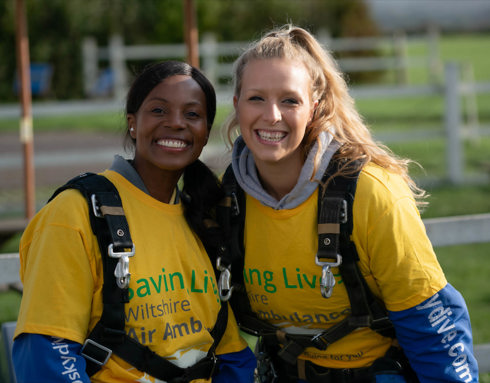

{"left": 348, "top": 315, "right": 371, "bottom": 328}
{"left": 278, "top": 341, "right": 305, "bottom": 365}
{"left": 371, "top": 316, "right": 392, "bottom": 331}
{"left": 80, "top": 339, "right": 112, "bottom": 366}
{"left": 311, "top": 333, "right": 329, "bottom": 350}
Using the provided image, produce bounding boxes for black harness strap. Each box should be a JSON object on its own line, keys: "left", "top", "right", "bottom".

{"left": 220, "top": 155, "right": 395, "bottom": 366}
{"left": 49, "top": 173, "right": 227, "bottom": 382}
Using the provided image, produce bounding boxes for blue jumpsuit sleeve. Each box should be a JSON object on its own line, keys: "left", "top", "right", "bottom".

{"left": 388, "top": 283, "right": 478, "bottom": 383}
{"left": 13, "top": 333, "right": 90, "bottom": 383}
{"left": 214, "top": 347, "right": 256, "bottom": 383}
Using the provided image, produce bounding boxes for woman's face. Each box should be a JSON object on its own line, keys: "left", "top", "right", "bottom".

{"left": 128, "top": 75, "right": 209, "bottom": 179}
{"left": 234, "top": 58, "right": 317, "bottom": 168}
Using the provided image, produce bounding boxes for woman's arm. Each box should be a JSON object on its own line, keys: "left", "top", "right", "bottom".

{"left": 214, "top": 347, "right": 256, "bottom": 383}
{"left": 13, "top": 333, "right": 91, "bottom": 383}
{"left": 389, "top": 284, "right": 478, "bottom": 383}
{"left": 355, "top": 168, "right": 478, "bottom": 382}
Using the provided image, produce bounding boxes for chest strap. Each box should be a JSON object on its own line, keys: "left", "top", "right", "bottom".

{"left": 49, "top": 173, "right": 228, "bottom": 382}
{"left": 217, "top": 158, "right": 394, "bottom": 366}
{"left": 276, "top": 162, "right": 393, "bottom": 364}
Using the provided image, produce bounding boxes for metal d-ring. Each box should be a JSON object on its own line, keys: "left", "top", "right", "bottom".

{"left": 216, "top": 257, "right": 234, "bottom": 301}
{"left": 315, "top": 254, "right": 342, "bottom": 298}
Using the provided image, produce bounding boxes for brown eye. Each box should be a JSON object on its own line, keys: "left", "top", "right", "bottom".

{"left": 151, "top": 107, "right": 168, "bottom": 114}
{"left": 186, "top": 111, "right": 201, "bottom": 119}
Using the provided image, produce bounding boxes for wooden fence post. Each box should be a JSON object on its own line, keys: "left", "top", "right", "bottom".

{"left": 82, "top": 37, "right": 98, "bottom": 97}
{"left": 109, "top": 34, "right": 127, "bottom": 101}
{"left": 444, "top": 62, "right": 463, "bottom": 184}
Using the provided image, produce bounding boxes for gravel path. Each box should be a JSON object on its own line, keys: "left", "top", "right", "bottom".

{"left": 0, "top": 130, "right": 229, "bottom": 215}
{"left": 1, "top": 130, "right": 124, "bottom": 190}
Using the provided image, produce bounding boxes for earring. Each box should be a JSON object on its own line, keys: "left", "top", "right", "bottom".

{"left": 130, "top": 127, "right": 134, "bottom": 132}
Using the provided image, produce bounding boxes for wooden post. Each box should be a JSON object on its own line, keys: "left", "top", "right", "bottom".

{"left": 183, "top": 0, "right": 199, "bottom": 68}
{"left": 15, "top": 0, "right": 36, "bottom": 220}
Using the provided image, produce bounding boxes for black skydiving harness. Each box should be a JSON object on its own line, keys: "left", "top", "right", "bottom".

{"left": 215, "top": 157, "right": 418, "bottom": 383}
{"left": 48, "top": 173, "right": 228, "bottom": 383}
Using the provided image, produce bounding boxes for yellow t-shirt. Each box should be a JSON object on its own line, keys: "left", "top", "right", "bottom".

{"left": 243, "top": 163, "right": 446, "bottom": 369}
{"left": 15, "top": 170, "right": 247, "bottom": 382}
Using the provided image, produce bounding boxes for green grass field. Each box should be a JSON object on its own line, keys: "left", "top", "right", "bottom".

{"left": 1, "top": 32, "right": 489, "bottom": 379}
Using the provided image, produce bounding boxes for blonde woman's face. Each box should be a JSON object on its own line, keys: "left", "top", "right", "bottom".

{"left": 234, "top": 58, "right": 317, "bottom": 168}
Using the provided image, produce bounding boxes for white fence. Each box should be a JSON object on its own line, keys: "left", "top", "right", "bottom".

{"left": 79, "top": 31, "right": 489, "bottom": 185}
{"left": 2, "top": 62, "right": 488, "bottom": 186}
{"left": 1, "top": 31, "right": 489, "bottom": 188}
{"left": 350, "top": 64, "right": 490, "bottom": 185}
{"left": 82, "top": 29, "right": 443, "bottom": 99}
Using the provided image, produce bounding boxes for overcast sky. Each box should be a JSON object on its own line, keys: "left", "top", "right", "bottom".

{"left": 366, "top": 0, "right": 490, "bottom": 32}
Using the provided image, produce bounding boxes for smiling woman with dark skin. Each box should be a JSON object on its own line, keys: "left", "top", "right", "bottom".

{"left": 12, "top": 61, "right": 256, "bottom": 383}
{"left": 128, "top": 74, "right": 210, "bottom": 203}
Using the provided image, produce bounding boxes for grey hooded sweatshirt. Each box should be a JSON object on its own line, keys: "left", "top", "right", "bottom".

{"left": 231, "top": 131, "right": 340, "bottom": 210}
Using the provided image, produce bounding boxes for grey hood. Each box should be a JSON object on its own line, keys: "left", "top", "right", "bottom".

{"left": 231, "top": 131, "right": 340, "bottom": 210}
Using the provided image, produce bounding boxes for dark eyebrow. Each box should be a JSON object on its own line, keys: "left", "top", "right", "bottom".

{"left": 146, "top": 97, "right": 204, "bottom": 107}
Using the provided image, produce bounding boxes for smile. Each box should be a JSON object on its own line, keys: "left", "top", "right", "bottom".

{"left": 156, "top": 139, "right": 189, "bottom": 149}
{"left": 256, "top": 130, "right": 287, "bottom": 143}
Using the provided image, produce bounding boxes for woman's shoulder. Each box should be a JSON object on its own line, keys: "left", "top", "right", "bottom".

{"left": 19, "top": 185, "right": 95, "bottom": 257}
{"left": 356, "top": 162, "right": 414, "bottom": 206}
{"left": 28, "top": 185, "right": 91, "bottom": 233}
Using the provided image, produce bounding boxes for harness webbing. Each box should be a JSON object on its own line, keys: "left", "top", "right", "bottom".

{"left": 217, "top": 156, "right": 395, "bottom": 366}
{"left": 49, "top": 173, "right": 227, "bottom": 382}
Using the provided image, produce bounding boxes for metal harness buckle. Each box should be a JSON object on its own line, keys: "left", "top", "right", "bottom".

{"left": 216, "top": 257, "right": 233, "bottom": 301}
{"left": 91, "top": 194, "right": 103, "bottom": 218}
{"left": 230, "top": 191, "right": 240, "bottom": 216}
{"left": 339, "top": 199, "right": 348, "bottom": 224}
{"left": 81, "top": 338, "right": 112, "bottom": 366}
{"left": 315, "top": 254, "right": 342, "bottom": 298}
{"left": 108, "top": 243, "right": 135, "bottom": 289}
{"left": 208, "top": 353, "right": 218, "bottom": 379}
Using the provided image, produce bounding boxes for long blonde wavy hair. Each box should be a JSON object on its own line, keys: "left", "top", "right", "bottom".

{"left": 223, "top": 24, "right": 426, "bottom": 203}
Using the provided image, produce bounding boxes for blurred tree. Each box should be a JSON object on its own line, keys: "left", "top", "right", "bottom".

{"left": 0, "top": 0, "right": 379, "bottom": 101}
{"left": 0, "top": 0, "right": 18, "bottom": 101}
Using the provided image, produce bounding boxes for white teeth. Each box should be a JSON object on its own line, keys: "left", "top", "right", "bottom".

{"left": 257, "top": 130, "right": 286, "bottom": 142}
{"left": 157, "top": 139, "right": 188, "bottom": 148}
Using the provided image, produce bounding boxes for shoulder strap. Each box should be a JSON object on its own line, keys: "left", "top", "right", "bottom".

{"left": 215, "top": 165, "right": 246, "bottom": 302}
{"left": 301, "top": 160, "right": 394, "bottom": 350}
{"left": 49, "top": 173, "right": 227, "bottom": 382}
{"left": 219, "top": 157, "right": 395, "bottom": 365}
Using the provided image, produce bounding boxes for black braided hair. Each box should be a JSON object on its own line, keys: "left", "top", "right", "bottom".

{"left": 124, "top": 60, "right": 223, "bottom": 253}
{"left": 182, "top": 159, "right": 224, "bottom": 259}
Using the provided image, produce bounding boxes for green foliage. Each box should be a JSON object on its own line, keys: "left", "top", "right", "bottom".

{"left": 436, "top": 243, "right": 490, "bottom": 344}
{"left": 0, "top": 291, "right": 21, "bottom": 324}
{"left": 0, "top": 112, "right": 125, "bottom": 133}
{"left": 0, "top": 0, "right": 377, "bottom": 101}
{"left": 422, "top": 183, "right": 490, "bottom": 218}
{"left": 0, "top": 233, "right": 22, "bottom": 254}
